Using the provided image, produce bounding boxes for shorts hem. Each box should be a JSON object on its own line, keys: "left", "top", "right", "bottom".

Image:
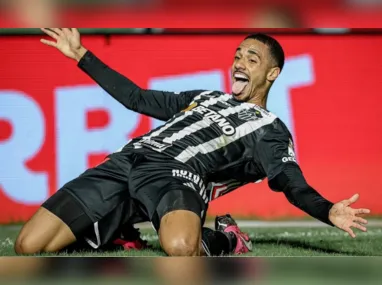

{"left": 64, "top": 189, "right": 97, "bottom": 224}
{"left": 151, "top": 188, "right": 206, "bottom": 231}
{"left": 41, "top": 189, "right": 94, "bottom": 239}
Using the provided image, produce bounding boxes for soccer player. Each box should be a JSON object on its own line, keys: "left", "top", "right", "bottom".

{"left": 15, "top": 28, "right": 370, "bottom": 256}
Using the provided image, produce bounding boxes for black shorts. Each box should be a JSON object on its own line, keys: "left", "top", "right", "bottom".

{"left": 42, "top": 147, "right": 208, "bottom": 249}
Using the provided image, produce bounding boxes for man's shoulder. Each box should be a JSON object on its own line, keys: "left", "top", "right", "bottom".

{"left": 244, "top": 106, "right": 291, "bottom": 139}
{"left": 195, "top": 90, "right": 226, "bottom": 96}
{"left": 179, "top": 90, "right": 224, "bottom": 95}
{"left": 190, "top": 90, "right": 227, "bottom": 101}
{"left": 265, "top": 116, "right": 293, "bottom": 140}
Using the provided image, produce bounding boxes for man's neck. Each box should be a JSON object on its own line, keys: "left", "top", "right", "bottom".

{"left": 247, "top": 90, "right": 268, "bottom": 109}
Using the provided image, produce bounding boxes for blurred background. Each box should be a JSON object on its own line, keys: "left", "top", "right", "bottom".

{"left": 1, "top": 257, "right": 382, "bottom": 284}
{"left": 0, "top": 0, "right": 382, "bottom": 27}
{"left": 1, "top": 28, "right": 382, "bottom": 224}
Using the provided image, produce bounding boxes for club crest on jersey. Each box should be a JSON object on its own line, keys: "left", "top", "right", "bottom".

{"left": 238, "top": 109, "right": 263, "bottom": 121}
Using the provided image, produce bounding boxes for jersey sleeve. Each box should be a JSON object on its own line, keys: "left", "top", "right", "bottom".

{"left": 267, "top": 163, "right": 334, "bottom": 226}
{"left": 78, "top": 50, "right": 204, "bottom": 121}
{"left": 256, "top": 119, "right": 298, "bottom": 184}
{"left": 256, "top": 120, "right": 334, "bottom": 225}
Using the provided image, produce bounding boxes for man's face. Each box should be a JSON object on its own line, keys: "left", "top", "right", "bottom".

{"left": 231, "top": 38, "right": 275, "bottom": 101}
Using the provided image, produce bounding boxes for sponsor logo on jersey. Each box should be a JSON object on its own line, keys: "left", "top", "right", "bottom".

{"left": 173, "top": 169, "right": 207, "bottom": 202}
{"left": 172, "top": 169, "right": 205, "bottom": 191}
{"left": 282, "top": 139, "right": 297, "bottom": 163}
{"left": 238, "top": 109, "right": 263, "bottom": 121}
{"left": 192, "top": 105, "right": 235, "bottom": 136}
{"left": 139, "top": 139, "right": 171, "bottom": 150}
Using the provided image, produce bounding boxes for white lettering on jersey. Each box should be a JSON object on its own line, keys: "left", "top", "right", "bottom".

{"left": 193, "top": 105, "right": 235, "bottom": 136}
{"left": 143, "top": 93, "right": 230, "bottom": 142}
{"left": 172, "top": 169, "right": 207, "bottom": 201}
{"left": 163, "top": 104, "right": 244, "bottom": 144}
{"left": 282, "top": 139, "right": 297, "bottom": 163}
{"left": 140, "top": 139, "right": 171, "bottom": 150}
{"left": 175, "top": 112, "right": 277, "bottom": 163}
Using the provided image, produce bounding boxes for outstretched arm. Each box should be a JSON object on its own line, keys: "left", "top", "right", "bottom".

{"left": 268, "top": 165, "right": 335, "bottom": 226}
{"left": 257, "top": 120, "right": 370, "bottom": 238}
{"left": 268, "top": 164, "right": 370, "bottom": 238}
{"left": 77, "top": 50, "right": 201, "bottom": 121}
{"left": 40, "top": 28, "right": 200, "bottom": 121}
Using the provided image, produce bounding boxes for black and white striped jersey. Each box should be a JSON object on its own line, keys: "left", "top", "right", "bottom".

{"left": 79, "top": 51, "right": 298, "bottom": 204}
{"left": 125, "top": 90, "right": 297, "bottom": 202}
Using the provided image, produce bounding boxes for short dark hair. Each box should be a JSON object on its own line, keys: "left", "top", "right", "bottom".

{"left": 244, "top": 33, "right": 285, "bottom": 71}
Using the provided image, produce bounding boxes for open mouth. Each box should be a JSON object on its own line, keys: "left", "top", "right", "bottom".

{"left": 232, "top": 73, "right": 249, "bottom": 95}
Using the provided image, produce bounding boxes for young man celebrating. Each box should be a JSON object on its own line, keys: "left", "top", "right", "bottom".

{"left": 14, "top": 29, "right": 370, "bottom": 256}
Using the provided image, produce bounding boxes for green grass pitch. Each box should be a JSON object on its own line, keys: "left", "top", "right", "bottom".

{"left": 1, "top": 223, "right": 381, "bottom": 256}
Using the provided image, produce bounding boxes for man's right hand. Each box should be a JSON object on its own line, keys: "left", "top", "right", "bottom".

{"left": 40, "top": 28, "right": 87, "bottom": 62}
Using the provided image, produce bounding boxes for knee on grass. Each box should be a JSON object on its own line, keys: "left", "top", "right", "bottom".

{"left": 15, "top": 234, "right": 48, "bottom": 255}
{"left": 161, "top": 234, "right": 200, "bottom": 256}
{"left": 15, "top": 229, "right": 74, "bottom": 255}
{"left": 14, "top": 208, "right": 77, "bottom": 255}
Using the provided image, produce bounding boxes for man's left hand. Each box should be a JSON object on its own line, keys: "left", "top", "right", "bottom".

{"left": 329, "top": 194, "right": 370, "bottom": 238}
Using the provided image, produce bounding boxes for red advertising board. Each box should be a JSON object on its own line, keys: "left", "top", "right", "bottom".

{"left": 1, "top": 34, "right": 382, "bottom": 223}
